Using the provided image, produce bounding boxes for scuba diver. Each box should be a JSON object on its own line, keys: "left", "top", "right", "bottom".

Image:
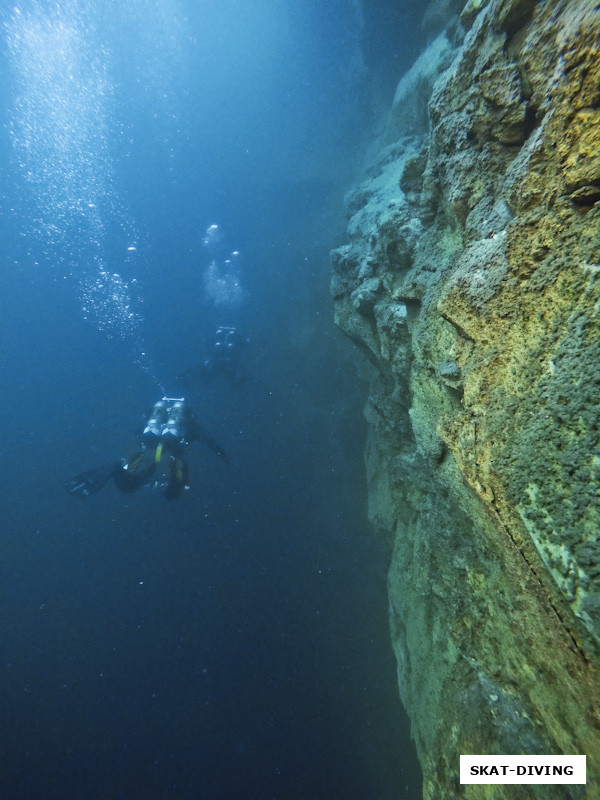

{"left": 66, "top": 397, "right": 228, "bottom": 501}
{"left": 179, "top": 326, "right": 248, "bottom": 387}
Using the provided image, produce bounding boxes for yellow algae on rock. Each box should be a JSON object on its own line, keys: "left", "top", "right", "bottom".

{"left": 332, "top": 1, "right": 600, "bottom": 797}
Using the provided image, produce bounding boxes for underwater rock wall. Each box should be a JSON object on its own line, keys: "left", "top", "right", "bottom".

{"left": 332, "top": 0, "right": 600, "bottom": 797}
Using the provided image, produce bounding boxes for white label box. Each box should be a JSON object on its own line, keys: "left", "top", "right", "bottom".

{"left": 460, "top": 755, "right": 586, "bottom": 784}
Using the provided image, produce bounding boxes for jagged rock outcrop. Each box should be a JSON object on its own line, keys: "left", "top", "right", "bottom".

{"left": 332, "top": 1, "right": 600, "bottom": 797}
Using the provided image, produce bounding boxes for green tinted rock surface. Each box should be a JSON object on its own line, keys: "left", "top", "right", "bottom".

{"left": 332, "top": 1, "right": 600, "bottom": 797}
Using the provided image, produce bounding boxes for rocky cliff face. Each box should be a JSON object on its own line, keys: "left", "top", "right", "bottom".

{"left": 332, "top": 1, "right": 600, "bottom": 797}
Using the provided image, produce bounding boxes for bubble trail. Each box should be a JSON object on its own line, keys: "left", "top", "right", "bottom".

{"left": 5, "top": 1, "right": 160, "bottom": 386}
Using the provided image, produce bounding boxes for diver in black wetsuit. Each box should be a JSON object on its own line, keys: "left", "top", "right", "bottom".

{"left": 179, "top": 326, "right": 247, "bottom": 387}
{"left": 66, "top": 397, "right": 228, "bottom": 501}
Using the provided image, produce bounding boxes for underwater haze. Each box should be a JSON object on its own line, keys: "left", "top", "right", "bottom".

{"left": 0, "top": 1, "right": 423, "bottom": 798}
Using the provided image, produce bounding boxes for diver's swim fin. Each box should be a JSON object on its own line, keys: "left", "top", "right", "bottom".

{"left": 65, "top": 463, "right": 117, "bottom": 497}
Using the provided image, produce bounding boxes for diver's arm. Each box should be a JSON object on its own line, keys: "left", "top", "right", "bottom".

{"left": 199, "top": 430, "right": 230, "bottom": 464}
{"left": 187, "top": 414, "right": 230, "bottom": 464}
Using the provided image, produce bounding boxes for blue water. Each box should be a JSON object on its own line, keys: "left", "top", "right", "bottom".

{"left": 0, "top": 2, "right": 423, "bottom": 798}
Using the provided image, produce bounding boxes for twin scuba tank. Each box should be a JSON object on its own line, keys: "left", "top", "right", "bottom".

{"left": 142, "top": 397, "right": 187, "bottom": 451}
{"left": 214, "top": 326, "right": 237, "bottom": 360}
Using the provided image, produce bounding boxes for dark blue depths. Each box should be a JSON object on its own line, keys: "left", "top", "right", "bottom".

{"left": 0, "top": 1, "right": 423, "bottom": 798}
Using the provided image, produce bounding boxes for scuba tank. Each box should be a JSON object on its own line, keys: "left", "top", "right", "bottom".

{"left": 161, "top": 398, "right": 187, "bottom": 449}
{"left": 214, "top": 327, "right": 226, "bottom": 352}
{"left": 142, "top": 399, "right": 168, "bottom": 447}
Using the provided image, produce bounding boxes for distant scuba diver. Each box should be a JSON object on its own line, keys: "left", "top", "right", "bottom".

{"left": 66, "top": 397, "right": 228, "bottom": 501}
{"left": 179, "top": 326, "right": 248, "bottom": 388}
